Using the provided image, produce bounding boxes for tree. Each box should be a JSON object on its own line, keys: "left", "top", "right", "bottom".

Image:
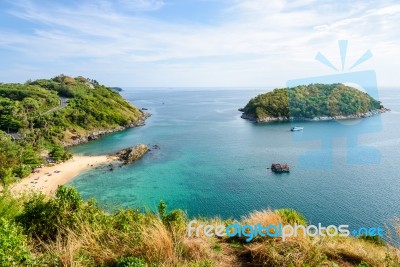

{"left": 0, "top": 132, "right": 19, "bottom": 186}
{"left": 49, "top": 145, "right": 71, "bottom": 161}
{"left": 0, "top": 168, "right": 15, "bottom": 188}
{"left": 21, "top": 146, "right": 42, "bottom": 166}
{"left": 21, "top": 97, "right": 39, "bottom": 113}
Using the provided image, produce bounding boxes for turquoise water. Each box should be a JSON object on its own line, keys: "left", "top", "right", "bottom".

{"left": 70, "top": 88, "right": 400, "bottom": 229}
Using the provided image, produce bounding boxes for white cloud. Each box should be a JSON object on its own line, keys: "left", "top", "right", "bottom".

{"left": 117, "top": 0, "right": 165, "bottom": 10}
{"left": 0, "top": 0, "right": 399, "bottom": 86}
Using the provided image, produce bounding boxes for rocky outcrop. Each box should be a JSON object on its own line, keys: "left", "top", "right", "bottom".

{"left": 63, "top": 112, "right": 151, "bottom": 146}
{"left": 114, "top": 144, "right": 149, "bottom": 164}
{"left": 240, "top": 108, "right": 389, "bottom": 123}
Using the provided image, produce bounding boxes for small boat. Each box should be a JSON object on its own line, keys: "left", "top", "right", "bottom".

{"left": 291, "top": 126, "right": 304, "bottom": 131}
{"left": 271, "top": 163, "right": 290, "bottom": 173}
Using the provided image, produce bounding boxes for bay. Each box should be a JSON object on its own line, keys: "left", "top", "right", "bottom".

{"left": 70, "top": 87, "right": 400, "bottom": 229}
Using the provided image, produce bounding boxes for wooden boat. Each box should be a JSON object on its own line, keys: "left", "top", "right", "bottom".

{"left": 271, "top": 163, "right": 290, "bottom": 173}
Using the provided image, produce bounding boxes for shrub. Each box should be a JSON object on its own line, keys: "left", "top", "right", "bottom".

{"left": 158, "top": 200, "right": 186, "bottom": 230}
{"left": 0, "top": 193, "right": 23, "bottom": 220}
{"left": 49, "top": 145, "right": 72, "bottom": 161}
{"left": 277, "top": 208, "right": 307, "bottom": 225}
{"left": 16, "top": 186, "right": 83, "bottom": 240}
{"left": 0, "top": 218, "right": 31, "bottom": 266}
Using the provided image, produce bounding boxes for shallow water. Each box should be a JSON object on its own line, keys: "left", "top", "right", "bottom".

{"left": 70, "top": 88, "right": 400, "bottom": 229}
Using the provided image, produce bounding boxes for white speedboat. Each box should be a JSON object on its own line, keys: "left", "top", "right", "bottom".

{"left": 291, "top": 126, "right": 304, "bottom": 131}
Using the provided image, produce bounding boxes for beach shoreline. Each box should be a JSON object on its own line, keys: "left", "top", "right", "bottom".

{"left": 10, "top": 155, "right": 116, "bottom": 196}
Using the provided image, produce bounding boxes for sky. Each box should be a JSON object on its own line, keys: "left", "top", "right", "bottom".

{"left": 0, "top": 0, "right": 399, "bottom": 87}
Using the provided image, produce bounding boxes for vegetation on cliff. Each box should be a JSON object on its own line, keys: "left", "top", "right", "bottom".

{"left": 241, "top": 84, "right": 384, "bottom": 121}
{"left": 0, "top": 186, "right": 399, "bottom": 266}
{"left": 0, "top": 75, "right": 144, "bottom": 186}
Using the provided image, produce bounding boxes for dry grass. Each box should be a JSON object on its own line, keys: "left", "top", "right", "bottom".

{"left": 180, "top": 237, "right": 212, "bottom": 261}
{"left": 239, "top": 210, "right": 400, "bottom": 267}
{"left": 38, "top": 218, "right": 215, "bottom": 266}
{"left": 242, "top": 209, "right": 282, "bottom": 227}
{"left": 31, "top": 208, "right": 400, "bottom": 267}
{"left": 140, "top": 220, "right": 175, "bottom": 263}
{"left": 244, "top": 235, "right": 400, "bottom": 267}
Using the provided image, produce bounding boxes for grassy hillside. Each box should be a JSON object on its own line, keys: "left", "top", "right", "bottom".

{"left": 0, "top": 75, "right": 144, "bottom": 186}
{"left": 0, "top": 186, "right": 399, "bottom": 266}
{"left": 241, "top": 84, "right": 383, "bottom": 121}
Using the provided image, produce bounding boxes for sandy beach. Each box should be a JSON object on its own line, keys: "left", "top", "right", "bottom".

{"left": 10, "top": 155, "right": 116, "bottom": 196}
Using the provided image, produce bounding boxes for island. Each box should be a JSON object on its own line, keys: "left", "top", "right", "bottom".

{"left": 0, "top": 75, "right": 148, "bottom": 188}
{"left": 240, "top": 83, "right": 388, "bottom": 123}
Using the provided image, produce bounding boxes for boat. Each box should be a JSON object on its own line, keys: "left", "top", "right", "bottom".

{"left": 291, "top": 126, "right": 304, "bottom": 131}
{"left": 271, "top": 163, "right": 290, "bottom": 173}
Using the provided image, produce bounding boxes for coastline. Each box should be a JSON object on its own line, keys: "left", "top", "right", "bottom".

{"left": 7, "top": 111, "right": 151, "bottom": 197}
{"left": 10, "top": 155, "right": 117, "bottom": 196}
{"left": 63, "top": 112, "right": 151, "bottom": 147}
{"left": 240, "top": 108, "right": 389, "bottom": 123}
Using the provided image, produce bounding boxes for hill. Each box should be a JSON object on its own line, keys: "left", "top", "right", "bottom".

{"left": 240, "top": 84, "right": 387, "bottom": 123}
{"left": 0, "top": 75, "right": 146, "bottom": 186}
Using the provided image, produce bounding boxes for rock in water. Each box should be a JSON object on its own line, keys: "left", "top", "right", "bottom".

{"left": 114, "top": 144, "right": 149, "bottom": 164}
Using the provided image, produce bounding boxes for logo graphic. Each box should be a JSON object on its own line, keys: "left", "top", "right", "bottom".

{"left": 286, "top": 40, "right": 382, "bottom": 169}
{"left": 188, "top": 220, "right": 384, "bottom": 242}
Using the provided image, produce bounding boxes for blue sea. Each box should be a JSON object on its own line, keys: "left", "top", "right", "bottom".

{"left": 70, "top": 87, "right": 400, "bottom": 229}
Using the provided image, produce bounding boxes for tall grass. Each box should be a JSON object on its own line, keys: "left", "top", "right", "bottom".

{"left": 1, "top": 186, "right": 400, "bottom": 266}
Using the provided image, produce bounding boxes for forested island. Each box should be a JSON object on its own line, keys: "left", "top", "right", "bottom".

{"left": 240, "top": 84, "right": 388, "bottom": 123}
{"left": 0, "top": 75, "right": 146, "bottom": 186}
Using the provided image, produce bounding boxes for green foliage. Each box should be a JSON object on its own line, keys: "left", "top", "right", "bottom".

{"left": 116, "top": 256, "right": 146, "bottom": 267}
{"left": 242, "top": 84, "right": 382, "bottom": 119}
{"left": 0, "top": 131, "right": 43, "bottom": 185}
{"left": 358, "top": 233, "right": 386, "bottom": 246}
{"left": 1, "top": 74, "right": 143, "bottom": 142}
{"left": 0, "top": 167, "right": 16, "bottom": 187}
{"left": 213, "top": 243, "right": 222, "bottom": 252}
{"left": 277, "top": 208, "right": 307, "bottom": 225}
{"left": 21, "top": 145, "right": 42, "bottom": 165}
{"left": 158, "top": 200, "right": 167, "bottom": 219}
{"left": 49, "top": 144, "right": 72, "bottom": 161}
{"left": 0, "top": 131, "right": 20, "bottom": 186}
{"left": 0, "top": 218, "right": 31, "bottom": 266}
{"left": 0, "top": 75, "right": 143, "bottom": 185}
{"left": 16, "top": 185, "right": 83, "bottom": 240}
{"left": 158, "top": 200, "right": 186, "bottom": 230}
{"left": 384, "top": 252, "right": 400, "bottom": 267}
{"left": 0, "top": 193, "right": 24, "bottom": 220}
{"left": 112, "top": 208, "right": 146, "bottom": 232}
